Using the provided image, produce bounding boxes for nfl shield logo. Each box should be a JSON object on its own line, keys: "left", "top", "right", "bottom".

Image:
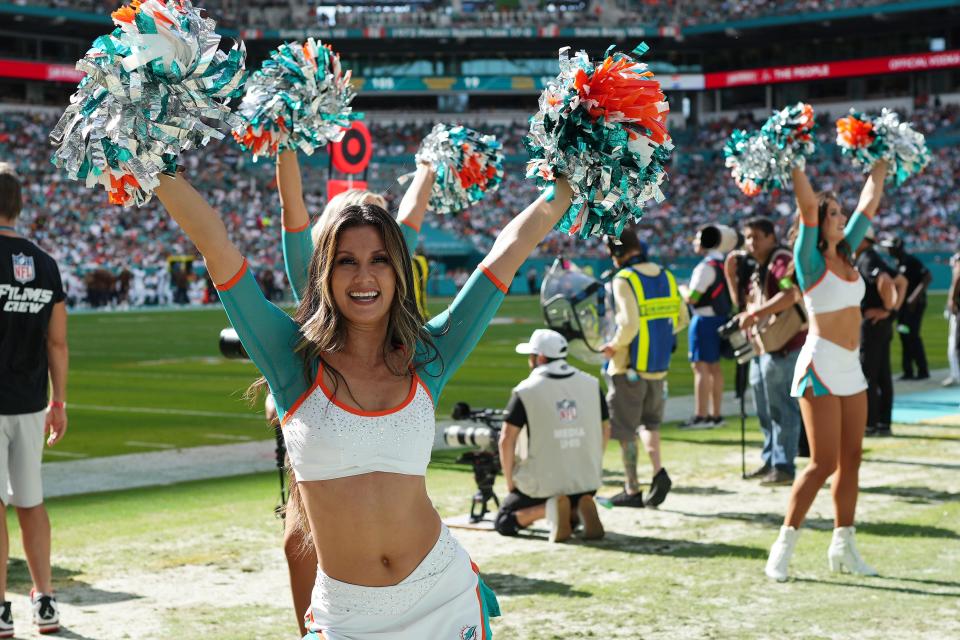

{"left": 12, "top": 253, "right": 35, "bottom": 284}
{"left": 557, "top": 399, "right": 578, "bottom": 422}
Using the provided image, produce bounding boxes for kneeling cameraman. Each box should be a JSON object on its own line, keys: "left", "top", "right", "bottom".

{"left": 496, "top": 330, "right": 611, "bottom": 543}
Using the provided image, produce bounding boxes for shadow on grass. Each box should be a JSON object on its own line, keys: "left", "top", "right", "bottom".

{"left": 594, "top": 532, "right": 767, "bottom": 560}
{"left": 661, "top": 508, "right": 834, "bottom": 531}
{"left": 888, "top": 433, "right": 960, "bottom": 442}
{"left": 428, "top": 448, "right": 479, "bottom": 474}
{"left": 793, "top": 576, "right": 960, "bottom": 598}
{"left": 668, "top": 486, "right": 736, "bottom": 496}
{"left": 8, "top": 558, "right": 140, "bottom": 606}
{"left": 660, "top": 437, "right": 753, "bottom": 447}
{"left": 858, "top": 521, "right": 959, "bottom": 540}
{"left": 861, "top": 484, "right": 960, "bottom": 504}
{"left": 864, "top": 457, "right": 960, "bottom": 471}
{"left": 481, "top": 572, "right": 591, "bottom": 598}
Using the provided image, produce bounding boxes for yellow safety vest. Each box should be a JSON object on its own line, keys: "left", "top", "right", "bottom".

{"left": 615, "top": 267, "right": 682, "bottom": 373}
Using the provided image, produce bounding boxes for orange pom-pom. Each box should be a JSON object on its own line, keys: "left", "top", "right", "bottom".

{"left": 836, "top": 115, "right": 875, "bottom": 149}
{"left": 108, "top": 174, "right": 140, "bottom": 205}
{"left": 574, "top": 56, "right": 669, "bottom": 145}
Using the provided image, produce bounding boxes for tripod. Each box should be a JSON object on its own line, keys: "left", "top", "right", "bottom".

{"left": 735, "top": 361, "right": 749, "bottom": 479}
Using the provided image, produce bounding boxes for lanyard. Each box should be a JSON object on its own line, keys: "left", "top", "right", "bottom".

{"left": 0, "top": 225, "right": 16, "bottom": 232}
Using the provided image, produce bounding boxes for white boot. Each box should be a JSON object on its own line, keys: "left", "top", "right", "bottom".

{"left": 828, "top": 526, "right": 878, "bottom": 576}
{"left": 765, "top": 526, "right": 800, "bottom": 582}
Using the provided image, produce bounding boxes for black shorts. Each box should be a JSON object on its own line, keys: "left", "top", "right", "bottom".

{"left": 494, "top": 488, "right": 597, "bottom": 536}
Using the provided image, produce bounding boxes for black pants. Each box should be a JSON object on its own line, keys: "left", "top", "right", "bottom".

{"left": 494, "top": 488, "right": 596, "bottom": 536}
{"left": 861, "top": 318, "right": 893, "bottom": 429}
{"left": 898, "top": 302, "right": 928, "bottom": 377}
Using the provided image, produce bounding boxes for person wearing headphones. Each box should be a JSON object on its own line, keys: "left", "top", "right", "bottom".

{"left": 600, "top": 229, "right": 688, "bottom": 508}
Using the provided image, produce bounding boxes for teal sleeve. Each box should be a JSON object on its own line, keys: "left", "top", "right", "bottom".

{"left": 843, "top": 210, "right": 872, "bottom": 254}
{"left": 217, "top": 263, "right": 307, "bottom": 418}
{"left": 282, "top": 226, "right": 313, "bottom": 304}
{"left": 418, "top": 267, "right": 506, "bottom": 403}
{"left": 794, "top": 223, "right": 824, "bottom": 291}
{"left": 399, "top": 221, "right": 418, "bottom": 260}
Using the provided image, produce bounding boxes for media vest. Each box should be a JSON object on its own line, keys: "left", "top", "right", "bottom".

{"left": 615, "top": 265, "right": 682, "bottom": 374}
{"left": 512, "top": 362, "right": 604, "bottom": 498}
{"left": 412, "top": 254, "right": 429, "bottom": 319}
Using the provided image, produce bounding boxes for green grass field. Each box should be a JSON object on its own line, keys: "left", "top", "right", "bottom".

{"left": 8, "top": 417, "right": 958, "bottom": 638}
{"left": 60, "top": 294, "right": 951, "bottom": 459}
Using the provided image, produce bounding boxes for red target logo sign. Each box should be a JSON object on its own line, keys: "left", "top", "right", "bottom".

{"left": 330, "top": 121, "right": 372, "bottom": 175}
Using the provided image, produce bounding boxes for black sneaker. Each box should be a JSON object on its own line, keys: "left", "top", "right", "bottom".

{"left": 866, "top": 426, "right": 893, "bottom": 437}
{"left": 609, "top": 491, "right": 645, "bottom": 508}
{"left": 707, "top": 415, "right": 726, "bottom": 428}
{"left": 0, "top": 601, "right": 13, "bottom": 639}
{"left": 645, "top": 468, "right": 672, "bottom": 507}
{"left": 746, "top": 464, "right": 772, "bottom": 479}
{"left": 31, "top": 589, "right": 59, "bottom": 635}
{"left": 678, "top": 415, "right": 710, "bottom": 430}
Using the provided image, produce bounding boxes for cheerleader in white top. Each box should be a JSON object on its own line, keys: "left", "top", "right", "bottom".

{"left": 765, "top": 160, "right": 889, "bottom": 582}
{"left": 155, "top": 168, "right": 574, "bottom": 639}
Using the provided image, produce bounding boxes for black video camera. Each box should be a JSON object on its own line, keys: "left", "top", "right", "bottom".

{"left": 718, "top": 317, "right": 757, "bottom": 365}
{"left": 218, "top": 327, "right": 249, "bottom": 360}
{"left": 442, "top": 402, "right": 507, "bottom": 523}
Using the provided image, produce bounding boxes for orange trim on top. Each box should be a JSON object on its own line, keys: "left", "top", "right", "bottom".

{"left": 470, "top": 561, "right": 487, "bottom": 640}
{"left": 214, "top": 258, "right": 248, "bottom": 291}
{"left": 399, "top": 218, "right": 421, "bottom": 233}
{"left": 479, "top": 264, "right": 508, "bottom": 293}
{"left": 418, "top": 377, "right": 434, "bottom": 404}
{"left": 316, "top": 363, "right": 420, "bottom": 417}
{"left": 284, "top": 221, "right": 311, "bottom": 233}
{"left": 280, "top": 367, "right": 324, "bottom": 427}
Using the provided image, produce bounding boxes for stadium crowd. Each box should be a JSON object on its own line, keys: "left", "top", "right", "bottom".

{"left": 2, "top": 100, "right": 957, "bottom": 306}
{"left": 18, "top": 0, "right": 906, "bottom": 30}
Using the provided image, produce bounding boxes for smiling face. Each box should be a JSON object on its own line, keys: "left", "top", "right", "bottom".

{"left": 330, "top": 225, "right": 397, "bottom": 328}
{"left": 820, "top": 197, "right": 847, "bottom": 246}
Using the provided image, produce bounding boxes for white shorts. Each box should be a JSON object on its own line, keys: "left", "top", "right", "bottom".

{"left": 0, "top": 410, "right": 46, "bottom": 508}
{"left": 791, "top": 335, "right": 868, "bottom": 398}
{"left": 304, "top": 525, "right": 499, "bottom": 640}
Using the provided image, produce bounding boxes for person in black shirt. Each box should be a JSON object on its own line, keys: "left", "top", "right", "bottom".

{"left": 881, "top": 236, "right": 932, "bottom": 380}
{"left": 855, "top": 229, "right": 906, "bottom": 437}
{"left": 0, "top": 164, "right": 68, "bottom": 634}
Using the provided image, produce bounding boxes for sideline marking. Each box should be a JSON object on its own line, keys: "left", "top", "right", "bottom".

{"left": 203, "top": 434, "right": 254, "bottom": 441}
{"left": 71, "top": 404, "right": 261, "bottom": 420}
{"left": 125, "top": 441, "right": 178, "bottom": 450}
{"left": 43, "top": 450, "right": 88, "bottom": 459}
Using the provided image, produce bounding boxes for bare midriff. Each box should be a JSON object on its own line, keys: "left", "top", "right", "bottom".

{"left": 806, "top": 306, "right": 862, "bottom": 351}
{"left": 300, "top": 472, "right": 441, "bottom": 587}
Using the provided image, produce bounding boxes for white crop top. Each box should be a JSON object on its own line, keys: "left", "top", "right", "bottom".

{"left": 803, "top": 268, "right": 865, "bottom": 315}
{"left": 281, "top": 368, "right": 436, "bottom": 482}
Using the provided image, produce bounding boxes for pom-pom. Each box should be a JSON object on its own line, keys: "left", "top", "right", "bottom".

{"left": 233, "top": 38, "right": 358, "bottom": 161}
{"left": 402, "top": 123, "right": 504, "bottom": 215}
{"left": 49, "top": 0, "right": 246, "bottom": 207}
{"left": 724, "top": 102, "right": 816, "bottom": 197}
{"left": 524, "top": 42, "right": 674, "bottom": 239}
{"left": 835, "top": 109, "right": 929, "bottom": 186}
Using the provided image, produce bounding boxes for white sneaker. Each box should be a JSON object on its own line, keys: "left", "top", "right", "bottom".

{"left": 545, "top": 495, "right": 571, "bottom": 543}
{"left": 31, "top": 589, "right": 60, "bottom": 634}
{"left": 765, "top": 525, "right": 800, "bottom": 582}
{"left": 0, "top": 601, "right": 13, "bottom": 639}
{"left": 942, "top": 376, "right": 958, "bottom": 387}
{"left": 827, "top": 526, "right": 878, "bottom": 576}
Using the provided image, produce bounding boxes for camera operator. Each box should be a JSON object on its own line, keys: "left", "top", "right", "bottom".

{"left": 732, "top": 217, "right": 806, "bottom": 485}
{"left": 856, "top": 229, "right": 907, "bottom": 437}
{"left": 495, "top": 330, "right": 610, "bottom": 543}
{"left": 599, "top": 231, "right": 687, "bottom": 508}
{"left": 680, "top": 225, "right": 734, "bottom": 428}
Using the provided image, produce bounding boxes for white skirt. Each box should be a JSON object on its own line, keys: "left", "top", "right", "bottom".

{"left": 304, "top": 525, "right": 498, "bottom": 640}
{"left": 791, "top": 334, "right": 868, "bottom": 398}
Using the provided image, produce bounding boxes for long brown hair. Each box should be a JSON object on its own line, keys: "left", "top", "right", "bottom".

{"left": 788, "top": 190, "right": 853, "bottom": 264}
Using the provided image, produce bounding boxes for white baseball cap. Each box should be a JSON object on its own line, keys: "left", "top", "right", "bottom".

{"left": 515, "top": 329, "right": 568, "bottom": 359}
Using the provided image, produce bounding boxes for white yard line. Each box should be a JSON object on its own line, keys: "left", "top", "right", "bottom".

{"left": 70, "top": 403, "right": 261, "bottom": 420}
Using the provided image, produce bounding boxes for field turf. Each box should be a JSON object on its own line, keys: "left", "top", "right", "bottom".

{"left": 59, "top": 294, "right": 950, "bottom": 459}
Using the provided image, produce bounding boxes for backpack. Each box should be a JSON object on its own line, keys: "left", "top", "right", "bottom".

{"left": 694, "top": 258, "right": 732, "bottom": 317}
